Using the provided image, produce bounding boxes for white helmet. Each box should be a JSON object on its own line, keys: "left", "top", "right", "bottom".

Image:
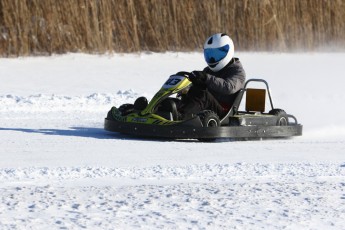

{"left": 203, "top": 33, "right": 234, "bottom": 72}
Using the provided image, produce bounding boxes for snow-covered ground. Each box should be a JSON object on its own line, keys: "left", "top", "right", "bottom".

{"left": 1, "top": 52, "right": 345, "bottom": 229}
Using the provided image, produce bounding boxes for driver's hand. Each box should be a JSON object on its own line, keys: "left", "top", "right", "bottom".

{"left": 191, "top": 71, "right": 206, "bottom": 82}
{"left": 189, "top": 71, "right": 207, "bottom": 86}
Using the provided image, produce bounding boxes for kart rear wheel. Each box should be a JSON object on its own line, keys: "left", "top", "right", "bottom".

{"left": 269, "top": 109, "right": 288, "bottom": 126}
{"left": 197, "top": 110, "right": 220, "bottom": 142}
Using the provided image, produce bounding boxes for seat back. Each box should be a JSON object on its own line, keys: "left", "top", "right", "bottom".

{"left": 245, "top": 88, "right": 266, "bottom": 112}
{"left": 220, "top": 89, "right": 245, "bottom": 125}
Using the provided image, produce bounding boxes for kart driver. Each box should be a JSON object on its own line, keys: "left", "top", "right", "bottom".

{"left": 177, "top": 33, "right": 246, "bottom": 119}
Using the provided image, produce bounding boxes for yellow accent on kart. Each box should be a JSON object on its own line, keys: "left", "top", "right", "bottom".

{"left": 125, "top": 112, "right": 176, "bottom": 125}
{"left": 141, "top": 75, "right": 191, "bottom": 115}
{"left": 111, "top": 107, "right": 177, "bottom": 125}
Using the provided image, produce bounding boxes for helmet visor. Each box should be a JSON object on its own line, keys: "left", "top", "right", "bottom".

{"left": 204, "top": 44, "right": 230, "bottom": 64}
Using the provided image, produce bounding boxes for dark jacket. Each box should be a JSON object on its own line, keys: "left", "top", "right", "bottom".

{"left": 203, "top": 58, "right": 246, "bottom": 106}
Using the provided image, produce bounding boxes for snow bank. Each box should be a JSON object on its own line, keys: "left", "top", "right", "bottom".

{"left": 0, "top": 91, "right": 138, "bottom": 112}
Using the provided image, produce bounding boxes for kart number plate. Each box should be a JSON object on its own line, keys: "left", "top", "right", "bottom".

{"left": 162, "top": 75, "right": 184, "bottom": 89}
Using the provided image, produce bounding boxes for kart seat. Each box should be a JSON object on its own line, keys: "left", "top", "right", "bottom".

{"left": 220, "top": 90, "right": 244, "bottom": 125}
{"left": 220, "top": 90, "right": 242, "bottom": 115}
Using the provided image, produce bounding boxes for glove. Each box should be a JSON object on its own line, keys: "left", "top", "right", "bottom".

{"left": 189, "top": 71, "right": 207, "bottom": 87}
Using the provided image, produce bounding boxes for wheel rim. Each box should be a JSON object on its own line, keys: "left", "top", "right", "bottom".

{"left": 207, "top": 118, "right": 218, "bottom": 127}
{"left": 278, "top": 117, "right": 288, "bottom": 126}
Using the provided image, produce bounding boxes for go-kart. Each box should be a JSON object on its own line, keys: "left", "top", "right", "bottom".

{"left": 104, "top": 74, "right": 302, "bottom": 141}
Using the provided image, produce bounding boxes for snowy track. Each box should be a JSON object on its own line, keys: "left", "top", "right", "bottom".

{"left": 1, "top": 163, "right": 345, "bottom": 229}
{"left": 1, "top": 53, "right": 345, "bottom": 229}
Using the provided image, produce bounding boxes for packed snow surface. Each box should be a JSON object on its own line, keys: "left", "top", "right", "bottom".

{"left": 1, "top": 53, "right": 345, "bottom": 229}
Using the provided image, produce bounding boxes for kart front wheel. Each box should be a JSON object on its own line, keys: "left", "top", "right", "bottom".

{"left": 118, "top": 104, "right": 134, "bottom": 116}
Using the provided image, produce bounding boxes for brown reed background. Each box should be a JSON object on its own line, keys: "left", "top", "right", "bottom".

{"left": 0, "top": 0, "right": 344, "bottom": 56}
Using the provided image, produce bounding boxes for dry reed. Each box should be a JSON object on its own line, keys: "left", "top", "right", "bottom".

{"left": 0, "top": 0, "right": 345, "bottom": 56}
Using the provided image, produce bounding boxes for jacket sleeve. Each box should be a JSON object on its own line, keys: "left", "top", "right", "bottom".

{"left": 204, "top": 61, "right": 246, "bottom": 95}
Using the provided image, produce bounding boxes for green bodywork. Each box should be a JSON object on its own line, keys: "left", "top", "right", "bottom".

{"left": 112, "top": 75, "right": 191, "bottom": 125}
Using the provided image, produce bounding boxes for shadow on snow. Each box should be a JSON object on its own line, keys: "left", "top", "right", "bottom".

{"left": 0, "top": 127, "right": 202, "bottom": 142}
{"left": 0, "top": 127, "right": 116, "bottom": 140}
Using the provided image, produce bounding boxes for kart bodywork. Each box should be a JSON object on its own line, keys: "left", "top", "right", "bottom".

{"left": 104, "top": 75, "right": 302, "bottom": 141}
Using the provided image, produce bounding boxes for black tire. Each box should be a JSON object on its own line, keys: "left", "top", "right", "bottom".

{"left": 159, "top": 98, "right": 179, "bottom": 121}
{"left": 269, "top": 109, "right": 288, "bottom": 126}
{"left": 107, "top": 109, "right": 114, "bottom": 120}
{"left": 198, "top": 110, "right": 220, "bottom": 127}
{"left": 197, "top": 110, "right": 220, "bottom": 142}
{"left": 134, "top": 97, "right": 148, "bottom": 111}
{"left": 118, "top": 103, "right": 134, "bottom": 116}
